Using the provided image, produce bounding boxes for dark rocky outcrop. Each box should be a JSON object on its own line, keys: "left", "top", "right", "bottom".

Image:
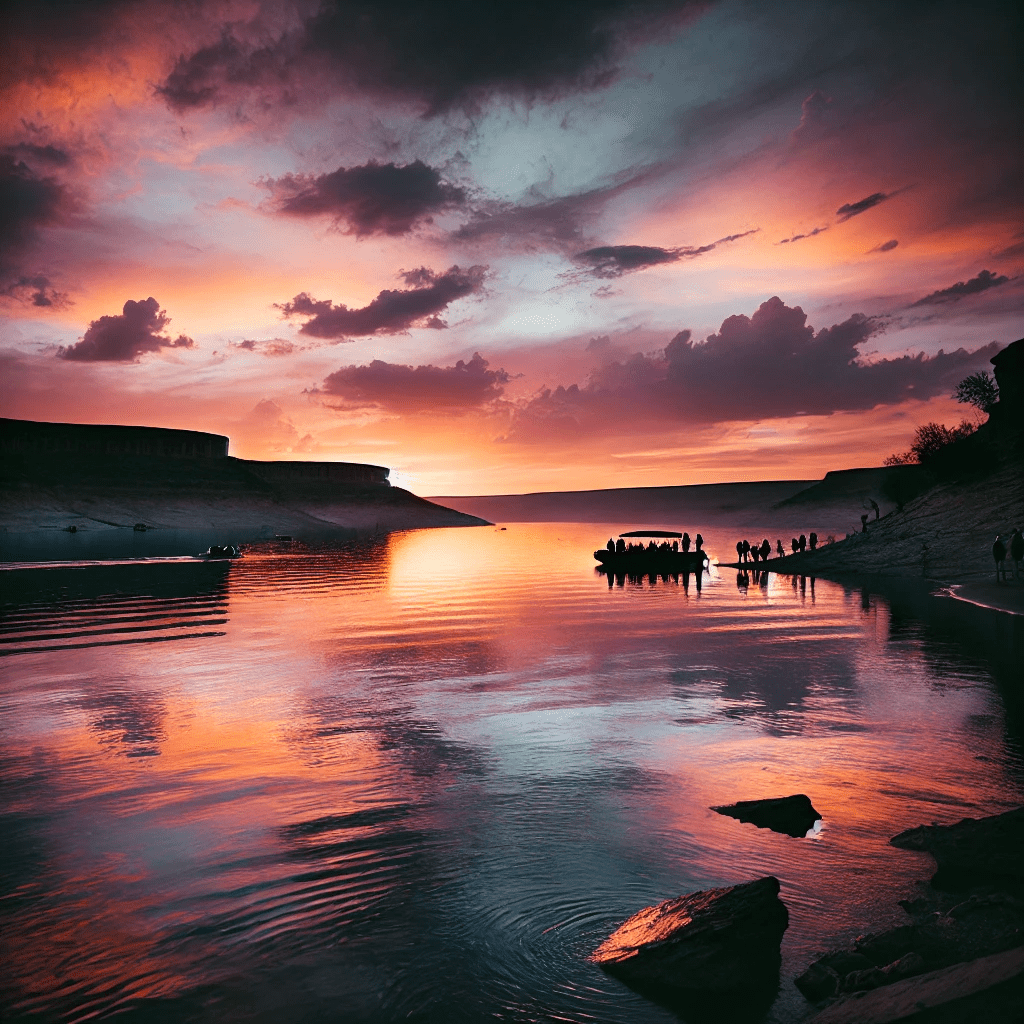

{"left": 712, "top": 793, "right": 821, "bottom": 837}
{"left": 890, "top": 806, "right": 1024, "bottom": 891}
{"left": 591, "top": 876, "right": 788, "bottom": 996}
{"left": 809, "top": 946, "right": 1024, "bottom": 1023}
{"left": 795, "top": 807, "right": 1024, "bottom": 1009}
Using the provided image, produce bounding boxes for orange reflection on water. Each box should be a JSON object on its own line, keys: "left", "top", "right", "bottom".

{"left": 1, "top": 525, "right": 1021, "bottom": 1023}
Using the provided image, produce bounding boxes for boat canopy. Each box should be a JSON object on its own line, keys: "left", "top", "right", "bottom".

{"left": 618, "top": 530, "right": 683, "bottom": 539}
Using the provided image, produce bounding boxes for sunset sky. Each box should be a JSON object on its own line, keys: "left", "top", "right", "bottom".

{"left": 2, "top": 0, "right": 1022, "bottom": 494}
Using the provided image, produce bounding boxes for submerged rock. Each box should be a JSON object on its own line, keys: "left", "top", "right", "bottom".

{"left": 890, "top": 806, "right": 1024, "bottom": 890}
{"left": 712, "top": 793, "right": 822, "bottom": 837}
{"left": 591, "top": 876, "right": 789, "bottom": 994}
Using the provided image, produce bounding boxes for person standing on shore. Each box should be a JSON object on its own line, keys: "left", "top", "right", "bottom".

{"left": 809, "top": 532, "right": 817, "bottom": 551}
{"left": 1010, "top": 528, "right": 1023, "bottom": 578}
{"left": 993, "top": 535, "right": 1007, "bottom": 582}
{"left": 777, "top": 539, "right": 785, "bottom": 558}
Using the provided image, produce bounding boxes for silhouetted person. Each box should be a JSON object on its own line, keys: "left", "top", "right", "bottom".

{"left": 993, "top": 535, "right": 1007, "bottom": 583}
{"left": 683, "top": 532, "right": 691, "bottom": 553}
{"left": 607, "top": 538, "right": 615, "bottom": 551}
{"left": 761, "top": 539, "right": 771, "bottom": 562}
{"left": 1010, "top": 528, "right": 1024, "bottom": 578}
{"left": 616, "top": 538, "right": 625, "bottom": 553}
{"left": 860, "top": 514, "right": 869, "bottom": 533}
{"left": 695, "top": 533, "right": 704, "bottom": 552}
{"left": 791, "top": 537, "right": 799, "bottom": 554}
{"left": 809, "top": 531, "right": 817, "bottom": 551}
{"left": 736, "top": 540, "right": 743, "bottom": 563}
{"left": 741, "top": 539, "right": 750, "bottom": 562}
{"left": 776, "top": 539, "right": 784, "bottom": 558}
{"left": 798, "top": 534, "right": 806, "bottom": 552}
{"left": 672, "top": 541, "right": 678, "bottom": 552}
{"left": 751, "top": 546, "right": 760, "bottom": 563}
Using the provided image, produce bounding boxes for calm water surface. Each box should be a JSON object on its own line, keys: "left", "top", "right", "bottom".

{"left": 2, "top": 522, "right": 1022, "bottom": 1023}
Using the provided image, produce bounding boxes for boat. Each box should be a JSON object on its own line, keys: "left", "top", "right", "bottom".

{"left": 200, "top": 544, "right": 242, "bottom": 559}
{"left": 594, "top": 531, "right": 708, "bottom": 573}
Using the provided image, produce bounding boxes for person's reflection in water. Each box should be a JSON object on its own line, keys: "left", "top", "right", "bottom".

{"left": 800, "top": 575, "right": 807, "bottom": 599}
{"left": 760, "top": 569, "right": 770, "bottom": 590}
{"left": 694, "top": 568, "right": 702, "bottom": 592}
{"left": 862, "top": 587, "right": 871, "bottom": 611}
{"left": 810, "top": 577, "right": 816, "bottom": 601}
{"left": 682, "top": 570, "right": 690, "bottom": 594}
{"left": 737, "top": 571, "right": 749, "bottom": 592}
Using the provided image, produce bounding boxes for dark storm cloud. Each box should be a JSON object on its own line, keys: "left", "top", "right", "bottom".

{"left": 504, "top": 297, "right": 997, "bottom": 438}
{"left": 911, "top": 269, "right": 1010, "bottom": 307}
{"left": 264, "top": 160, "right": 466, "bottom": 237}
{"left": 835, "top": 192, "right": 890, "bottom": 222}
{"left": 157, "top": 1, "right": 702, "bottom": 115}
{"left": 574, "top": 230, "right": 758, "bottom": 278}
{"left": 58, "top": 297, "right": 194, "bottom": 361}
{"left": 321, "top": 352, "right": 510, "bottom": 412}
{"left": 0, "top": 154, "right": 73, "bottom": 305}
{"left": 6, "top": 143, "right": 72, "bottom": 166}
{"left": 777, "top": 226, "right": 828, "bottom": 245}
{"left": 278, "top": 265, "right": 486, "bottom": 340}
{"left": 0, "top": 0, "right": 139, "bottom": 89}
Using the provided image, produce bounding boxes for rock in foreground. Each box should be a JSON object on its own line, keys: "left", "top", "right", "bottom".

{"left": 591, "top": 876, "right": 788, "bottom": 993}
{"left": 713, "top": 793, "right": 822, "bottom": 837}
{"left": 809, "top": 946, "right": 1024, "bottom": 1023}
{"left": 890, "top": 806, "right": 1024, "bottom": 890}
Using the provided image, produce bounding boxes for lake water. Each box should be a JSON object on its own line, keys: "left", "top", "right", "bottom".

{"left": 2, "top": 522, "right": 1022, "bottom": 1023}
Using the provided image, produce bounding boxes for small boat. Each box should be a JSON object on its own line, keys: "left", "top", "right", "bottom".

{"left": 594, "top": 530, "right": 708, "bottom": 573}
{"left": 200, "top": 544, "right": 242, "bottom": 560}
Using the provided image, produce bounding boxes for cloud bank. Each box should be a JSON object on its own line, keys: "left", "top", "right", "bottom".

{"left": 58, "top": 298, "right": 194, "bottom": 362}
{"left": 157, "top": 1, "right": 701, "bottom": 114}
{"left": 505, "top": 297, "right": 998, "bottom": 439}
{"left": 278, "top": 265, "right": 486, "bottom": 339}
{"left": 264, "top": 160, "right": 466, "bottom": 236}
{"left": 321, "top": 352, "right": 509, "bottom": 412}
{"left": 911, "top": 269, "right": 1010, "bottom": 306}
{"left": 573, "top": 230, "right": 759, "bottom": 278}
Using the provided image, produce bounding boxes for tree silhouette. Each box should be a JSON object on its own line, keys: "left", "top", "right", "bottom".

{"left": 953, "top": 370, "right": 998, "bottom": 414}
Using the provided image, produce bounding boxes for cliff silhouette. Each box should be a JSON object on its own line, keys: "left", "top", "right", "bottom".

{"left": 0, "top": 418, "right": 487, "bottom": 557}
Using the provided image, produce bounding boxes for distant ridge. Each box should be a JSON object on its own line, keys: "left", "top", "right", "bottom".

{"left": 429, "top": 480, "right": 816, "bottom": 524}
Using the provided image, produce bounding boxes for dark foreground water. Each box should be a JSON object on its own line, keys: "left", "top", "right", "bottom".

{"left": 2, "top": 522, "right": 1023, "bottom": 1023}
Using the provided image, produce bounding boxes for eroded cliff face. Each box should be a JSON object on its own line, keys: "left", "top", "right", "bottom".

{"left": 0, "top": 427, "right": 488, "bottom": 552}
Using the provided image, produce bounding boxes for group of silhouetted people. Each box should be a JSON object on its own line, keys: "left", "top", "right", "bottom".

{"left": 992, "top": 528, "right": 1024, "bottom": 582}
{"left": 735, "top": 532, "right": 818, "bottom": 564}
{"left": 605, "top": 532, "right": 704, "bottom": 555}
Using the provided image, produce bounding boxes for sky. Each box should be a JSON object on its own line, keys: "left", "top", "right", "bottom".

{"left": 2, "top": 0, "right": 1022, "bottom": 495}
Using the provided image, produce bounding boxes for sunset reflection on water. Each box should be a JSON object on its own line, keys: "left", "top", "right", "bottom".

{"left": 2, "top": 523, "right": 1022, "bottom": 1023}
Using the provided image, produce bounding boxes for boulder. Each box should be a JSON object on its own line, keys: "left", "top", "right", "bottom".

{"left": 591, "top": 876, "right": 788, "bottom": 993}
{"left": 796, "top": 898, "right": 1024, "bottom": 1003}
{"left": 712, "top": 794, "right": 822, "bottom": 837}
{"left": 890, "top": 806, "right": 1024, "bottom": 890}
{"left": 809, "top": 946, "right": 1024, "bottom": 1023}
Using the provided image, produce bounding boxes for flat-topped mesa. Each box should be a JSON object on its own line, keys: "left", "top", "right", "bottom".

{"left": 1, "top": 417, "right": 229, "bottom": 458}
{"left": 240, "top": 459, "right": 389, "bottom": 489}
